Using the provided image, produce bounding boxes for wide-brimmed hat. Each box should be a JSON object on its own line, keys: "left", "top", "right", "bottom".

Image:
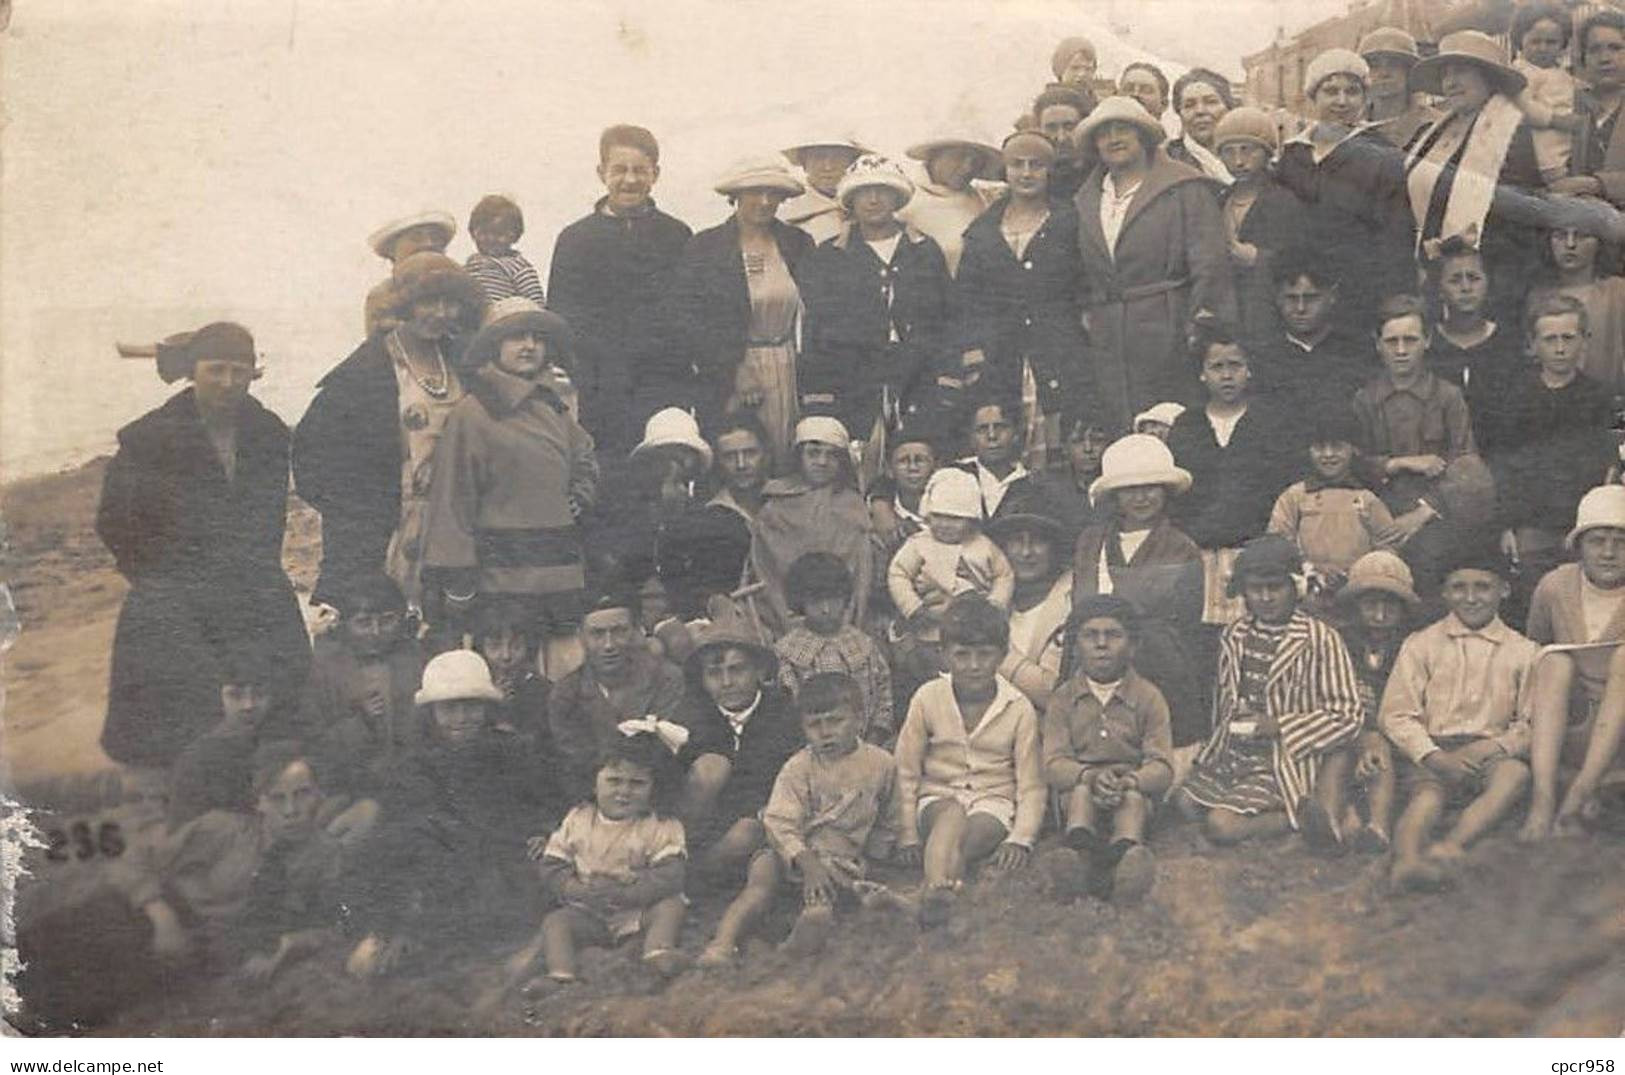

{"left": 1226, "top": 534, "right": 1303, "bottom": 597}
{"left": 836, "top": 154, "right": 915, "bottom": 210}
{"left": 905, "top": 135, "right": 1004, "bottom": 181}
{"left": 1568, "top": 484, "right": 1625, "bottom": 548}
{"left": 388, "top": 251, "right": 487, "bottom": 319}
{"left": 794, "top": 414, "right": 851, "bottom": 450}
{"left": 631, "top": 407, "right": 714, "bottom": 469}
{"left": 714, "top": 154, "right": 805, "bottom": 197}
{"left": 1304, "top": 48, "right": 1370, "bottom": 97}
{"left": 1088, "top": 433, "right": 1192, "bottom": 507}
{"left": 1075, "top": 96, "right": 1166, "bottom": 153}
{"left": 415, "top": 649, "right": 503, "bottom": 707}
{"left": 985, "top": 485, "right": 1072, "bottom": 549}
{"left": 782, "top": 136, "right": 870, "bottom": 168}
{"left": 367, "top": 211, "right": 456, "bottom": 259}
{"left": 461, "top": 296, "right": 574, "bottom": 370}
{"left": 1338, "top": 550, "right": 1421, "bottom": 611}
{"left": 1359, "top": 26, "right": 1422, "bottom": 67}
{"left": 1133, "top": 401, "right": 1187, "bottom": 430}
{"left": 685, "top": 597, "right": 778, "bottom": 680}
{"left": 1411, "top": 30, "right": 1526, "bottom": 97}
{"left": 922, "top": 468, "right": 982, "bottom": 519}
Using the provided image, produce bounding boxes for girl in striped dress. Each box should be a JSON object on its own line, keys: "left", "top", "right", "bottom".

{"left": 1179, "top": 536, "right": 1365, "bottom": 848}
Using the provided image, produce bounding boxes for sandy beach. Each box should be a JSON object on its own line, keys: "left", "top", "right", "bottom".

{"left": 4, "top": 459, "right": 1625, "bottom": 1035}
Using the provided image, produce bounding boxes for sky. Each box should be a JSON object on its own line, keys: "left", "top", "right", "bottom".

{"left": 0, "top": 0, "right": 1351, "bottom": 480}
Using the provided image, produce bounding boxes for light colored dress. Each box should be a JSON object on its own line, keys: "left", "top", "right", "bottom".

{"left": 732, "top": 243, "right": 802, "bottom": 471}
{"left": 383, "top": 330, "right": 464, "bottom": 611}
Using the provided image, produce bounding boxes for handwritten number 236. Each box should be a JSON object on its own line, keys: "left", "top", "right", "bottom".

{"left": 44, "top": 821, "right": 125, "bottom": 861}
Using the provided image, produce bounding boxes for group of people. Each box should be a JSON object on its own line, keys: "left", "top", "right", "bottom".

{"left": 38, "top": 8, "right": 1625, "bottom": 1019}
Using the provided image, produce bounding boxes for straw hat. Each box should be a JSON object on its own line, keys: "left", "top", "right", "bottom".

{"left": 714, "top": 154, "right": 805, "bottom": 197}
{"left": 631, "top": 407, "right": 714, "bottom": 469}
{"left": 1338, "top": 550, "right": 1421, "bottom": 611}
{"left": 1359, "top": 26, "right": 1422, "bottom": 67}
{"left": 1304, "top": 48, "right": 1370, "bottom": 97}
{"left": 367, "top": 211, "right": 456, "bottom": 259}
{"left": 794, "top": 414, "right": 851, "bottom": 450}
{"left": 905, "top": 135, "right": 1003, "bottom": 181}
{"left": 1133, "top": 402, "right": 1187, "bottom": 430}
{"left": 922, "top": 468, "right": 982, "bottom": 519}
{"left": 1087, "top": 434, "right": 1192, "bottom": 507}
{"left": 685, "top": 597, "right": 778, "bottom": 680}
{"left": 1567, "top": 484, "right": 1625, "bottom": 548}
{"left": 835, "top": 154, "right": 915, "bottom": 210}
{"left": 414, "top": 650, "right": 504, "bottom": 706}
{"left": 1075, "top": 96, "right": 1166, "bottom": 152}
{"left": 782, "top": 136, "right": 870, "bottom": 168}
{"left": 461, "top": 296, "right": 573, "bottom": 370}
{"left": 1411, "top": 30, "right": 1526, "bottom": 97}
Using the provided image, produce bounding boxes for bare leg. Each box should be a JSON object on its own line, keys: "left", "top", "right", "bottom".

{"left": 1110, "top": 790, "right": 1150, "bottom": 844}
{"left": 1204, "top": 808, "right": 1291, "bottom": 844}
{"left": 920, "top": 799, "right": 969, "bottom": 887}
{"left": 961, "top": 812, "right": 1011, "bottom": 870}
{"left": 702, "top": 850, "right": 778, "bottom": 962}
{"left": 1434, "top": 758, "right": 1529, "bottom": 856}
{"left": 1366, "top": 739, "right": 1397, "bottom": 845}
{"left": 541, "top": 906, "right": 605, "bottom": 980}
{"left": 1522, "top": 653, "right": 1575, "bottom": 841}
{"left": 1062, "top": 782, "right": 1101, "bottom": 847}
{"left": 680, "top": 753, "right": 732, "bottom": 835}
{"left": 695, "top": 817, "right": 766, "bottom": 878}
{"left": 641, "top": 895, "right": 687, "bottom": 957}
{"left": 1312, "top": 748, "right": 1353, "bottom": 842}
{"left": 1557, "top": 646, "right": 1625, "bottom": 833}
{"left": 1391, "top": 783, "right": 1449, "bottom": 891}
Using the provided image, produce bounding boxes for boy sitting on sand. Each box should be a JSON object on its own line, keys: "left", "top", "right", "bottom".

{"left": 1041, "top": 595, "right": 1172, "bottom": 902}
{"left": 1380, "top": 548, "right": 1536, "bottom": 891}
{"left": 895, "top": 594, "right": 1045, "bottom": 926}
{"left": 699, "top": 673, "right": 900, "bottom": 966}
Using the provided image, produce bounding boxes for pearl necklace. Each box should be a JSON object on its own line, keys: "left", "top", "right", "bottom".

{"left": 389, "top": 329, "right": 450, "bottom": 399}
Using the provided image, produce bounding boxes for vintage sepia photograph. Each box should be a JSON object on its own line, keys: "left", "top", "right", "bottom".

{"left": 3, "top": 0, "right": 1625, "bottom": 1042}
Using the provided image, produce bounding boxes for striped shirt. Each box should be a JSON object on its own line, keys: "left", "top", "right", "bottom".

{"left": 465, "top": 251, "right": 546, "bottom": 306}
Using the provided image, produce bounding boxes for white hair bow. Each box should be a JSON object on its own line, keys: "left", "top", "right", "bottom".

{"left": 617, "top": 716, "right": 690, "bottom": 755}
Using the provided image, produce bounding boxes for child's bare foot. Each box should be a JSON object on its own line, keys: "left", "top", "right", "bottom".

{"left": 1390, "top": 857, "right": 1452, "bottom": 893}
{"left": 642, "top": 949, "right": 688, "bottom": 980}
{"left": 1298, "top": 797, "right": 1344, "bottom": 856}
{"left": 780, "top": 904, "right": 836, "bottom": 957}
{"left": 520, "top": 972, "right": 576, "bottom": 998}
{"left": 1426, "top": 841, "right": 1465, "bottom": 863}
{"left": 917, "top": 884, "right": 955, "bottom": 929}
{"left": 1351, "top": 825, "right": 1390, "bottom": 854}
{"left": 696, "top": 943, "right": 737, "bottom": 969}
{"left": 1519, "top": 797, "right": 1556, "bottom": 842}
{"left": 1110, "top": 844, "right": 1155, "bottom": 905}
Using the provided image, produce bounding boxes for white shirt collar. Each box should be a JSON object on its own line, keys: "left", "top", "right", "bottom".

{"left": 718, "top": 690, "right": 764, "bottom": 741}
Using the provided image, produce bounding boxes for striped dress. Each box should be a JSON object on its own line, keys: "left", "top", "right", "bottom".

{"left": 465, "top": 251, "right": 547, "bottom": 306}
{"left": 1183, "top": 611, "right": 1364, "bottom": 828}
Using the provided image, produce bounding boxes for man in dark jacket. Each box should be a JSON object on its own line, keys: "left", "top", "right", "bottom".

{"left": 547, "top": 124, "right": 693, "bottom": 456}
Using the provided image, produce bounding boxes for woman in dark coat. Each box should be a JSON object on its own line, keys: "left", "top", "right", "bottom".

{"left": 666, "top": 155, "right": 815, "bottom": 469}
{"left": 1275, "top": 48, "right": 1417, "bottom": 334}
{"left": 956, "top": 130, "right": 1095, "bottom": 469}
{"left": 97, "top": 323, "right": 309, "bottom": 770}
{"left": 293, "top": 252, "right": 484, "bottom": 610}
{"left": 1074, "top": 97, "right": 1237, "bottom": 431}
{"left": 798, "top": 154, "right": 953, "bottom": 444}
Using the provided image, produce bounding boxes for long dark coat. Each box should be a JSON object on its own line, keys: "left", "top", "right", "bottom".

{"left": 665, "top": 216, "right": 815, "bottom": 430}
{"left": 955, "top": 196, "right": 1094, "bottom": 417}
{"left": 1071, "top": 517, "right": 1207, "bottom": 745}
{"left": 97, "top": 389, "right": 309, "bottom": 769}
{"left": 1217, "top": 178, "right": 1309, "bottom": 349}
{"left": 1074, "top": 151, "right": 1237, "bottom": 430}
{"left": 1166, "top": 402, "right": 1302, "bottom": 551}
{"left": 798, "top": 223, "right": 953, "bottom": 434}
{"left": 292, "top": 336, "right": 401, "bottom": 608}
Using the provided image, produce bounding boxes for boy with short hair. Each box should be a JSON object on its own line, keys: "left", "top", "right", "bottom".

{"left": 464, "top": 194, "right": 547, "bottom": 306}
{"left": 698, "top": 673, "right": 900, "bottom": 966}
{"left": 1521, "top": 485, "right": 1625, "bottom": 839}
{"left": 1381, "top": 549, "right": 1537, "bottom": 891}
{"left": 1251, "top": 250, "right": 1377, "bottom": 434}
{"left": 894, "top": 594, "right": 1045, "bottom": 926}
{"left": 775, "top": 552, "right": 895, "bottom": 743}
{"left": 1041, "top": 595, "right": 1173, "bottom": 902}
{"left": 1268, "top": 408, "right": 1400, "bottom": 591}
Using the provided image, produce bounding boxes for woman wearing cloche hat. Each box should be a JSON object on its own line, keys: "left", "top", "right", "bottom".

{"left": 798, "top": 154, "right": 953, "bottom": 445}
{"left": 1075, "top": 96, "right": 1238, "bottom": 431}
{"left": 1070, "top": 434, "right": 1208, "bottom": 746}
{"left": 667, "top": 154, "right": 813, "bottom": 469}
